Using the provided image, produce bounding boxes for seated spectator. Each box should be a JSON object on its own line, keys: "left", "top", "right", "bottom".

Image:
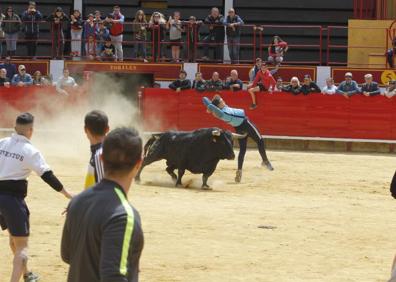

{"left": 284, "top": 77, "right": 302, "bottom": 95}
{"left": 192, "top": 72, "right": 206, "bottom": 92}
{"left": 0, "top": 56, "right": 17, "bottom": 80}
{"left": 383, "top": 80, "right": 396, "bottom": 98}
{"left": 100, "top": 38, "right": 115, "bottom": 61}
{"left": 274, "top": 77, "right": 283, "bottom": 92}
{"left": 361, "top": 73, "right": 380, "bottom": 96}
{"left": 32, "top": 70, "right": 50, "bottom": 86}
{"left": 169, "top": 70, "right": 191, "bottom": 92}
{"left": 11, "top": 65, "right": 33, "bottom": 87}
{"left": 248, "top": 57, "right": 262, "bottom": 82}
{"left": 300, "top": 75, "right": 320, "bottom": 95}
{"left": 321, "top": 77, "right": 337, "bottom": 95}
{"left": 386, "top": 37, "right": 396, "bottom": 68}
{"left": 336, "top": 72, "right": 360, "bottom": 97}
{"left": 224, "top": 70, "right": 243, "bottom": 91}
{"left": 153, "top": 82, "right": 161, "bottom": 88}
{"left": 56, "top": 68, "right": 78, "bottom": 96}
{"left": 268, "top": 35, "right": 288, "bottom": 66}
{"left": 247, "top": 62, "right": 276, "bottom": 109}
{"left": 206, "top": 72, "right": 224, "bottom": 92}
{"left": 0, "top": 68, "right": 11, "bottom": 87}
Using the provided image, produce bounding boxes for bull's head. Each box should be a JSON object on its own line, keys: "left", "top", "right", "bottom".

{"left": 211, "top": 129, "right": 246, "bottom": 160}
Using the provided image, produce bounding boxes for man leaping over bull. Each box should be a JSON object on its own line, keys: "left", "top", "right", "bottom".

{"left": 203, "top": 95, "right": 274, "bottom": 183}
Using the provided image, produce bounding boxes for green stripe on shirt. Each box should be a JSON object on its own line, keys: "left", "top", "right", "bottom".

{"left": 114, "top": 187, "right": 134, "bottom": 276}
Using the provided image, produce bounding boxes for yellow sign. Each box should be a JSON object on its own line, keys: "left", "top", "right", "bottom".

{"left": 381, "top": 70, "right": 396, "bottom": 84}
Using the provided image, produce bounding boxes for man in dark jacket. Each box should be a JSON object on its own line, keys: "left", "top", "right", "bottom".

{"left": 169, "top": 70, "right": 191, "bottom": 92}
{"left": 202, "top": 7, "right": 225, "bottom": 62}
{"left": 206, "top": 71, "right": 223, "bottom": 91}
{"left": 0, "top": 56, "right": 17, "bottom": 80}
{"left": 300, "top": 75, "right": 320, "bottom": 95}
{"left": 224, "top": 69, "right": 243, "bottom": 91}
{"left": 361, "top": 73, "right": 381, "bottom": 96}
{"left": 224, "top": 8, "right": 243, "bottom": 64}
{"left": 21, "top": 2, "right": 42, "bottom": 58}
{"left": 61, "top": 127, "right": 144, "bottom": 282}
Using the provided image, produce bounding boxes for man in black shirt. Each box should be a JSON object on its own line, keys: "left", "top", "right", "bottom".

{"left": 202, "top": 7, "right": 225, "bottom": 61}
{"left": 169, "top": 70, "right": 191, "bottom": 92}
{"left": 61, "top": 127, "right": 144, "bottom": 282}
{"left": 0, "top": 68, "right": 10, "bottom": 87}
{"left": 300, "top": 74, "right": 320, "bottom": 95}
{"left": 361, "top": 73, "right": 381, "bottom": 96}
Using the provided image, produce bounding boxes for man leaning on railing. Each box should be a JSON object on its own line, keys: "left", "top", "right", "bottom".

{"left": 21, "top": 2, "right": 42, "bottom": 59}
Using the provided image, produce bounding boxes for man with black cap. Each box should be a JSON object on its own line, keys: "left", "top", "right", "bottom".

{"left": 61, "top": 127, "right": 144, "bottom": 282}
{"left": 202, "top": 95, "right": 274, "bottom": 183}
{"left": 0, "top": 112, "right": 73, "bottom": 282}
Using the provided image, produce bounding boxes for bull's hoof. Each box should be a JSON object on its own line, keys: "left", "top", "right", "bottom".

{"left": 201, "top": 185, "right": 212, "bottom": 190}
{"left": 175, "top": 183, "right": 183, "bottom": 188}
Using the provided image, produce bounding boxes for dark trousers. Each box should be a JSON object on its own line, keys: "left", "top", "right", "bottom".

{"left": 234, "top": 119, "right": 269, "bottom": 170}
{"left": 25, "top": 33, "right": 38, "bottom": 57}
{"left": 203, "top": 35, "right": 223, "bottom": 61}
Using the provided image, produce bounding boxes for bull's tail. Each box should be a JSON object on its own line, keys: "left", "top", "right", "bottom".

{"left": 143, "top": 134, "right": 162, "bottom": 157}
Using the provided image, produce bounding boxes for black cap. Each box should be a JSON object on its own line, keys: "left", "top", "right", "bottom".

{"left": 212, "top": 96, "right": 221, "bottom": 107}
{"left": 16, "top": 112, "right": 34, "bottom": 125}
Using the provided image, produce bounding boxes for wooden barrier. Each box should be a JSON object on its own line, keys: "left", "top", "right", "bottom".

{"left": 141, "top": 88, "right": 396, "bottom": 140}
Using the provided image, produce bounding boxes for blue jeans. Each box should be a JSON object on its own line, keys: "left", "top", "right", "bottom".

{"left": 133, "top": 41, "right": 146, "bottom": 58}
{"left": 227, "top": 36, "right": 240, "bottom": 63}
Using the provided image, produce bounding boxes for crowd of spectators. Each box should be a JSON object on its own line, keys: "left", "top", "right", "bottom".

{"left": 0, "top": 3, "right": 290, "bottom": 63}
{"left": 163, "top": 58, "right": 396, "bottom": 109}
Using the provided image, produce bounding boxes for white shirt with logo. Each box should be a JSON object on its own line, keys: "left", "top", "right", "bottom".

{"left": 0, "top": 134, "right": 50, "bottom": 180}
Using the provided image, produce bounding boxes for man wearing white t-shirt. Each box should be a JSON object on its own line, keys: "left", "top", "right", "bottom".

{"left": 56, "top": 68, "right": 78, "bottom": 96}
{"left": 0, "top": 113, "right": 73, "bottom": 282}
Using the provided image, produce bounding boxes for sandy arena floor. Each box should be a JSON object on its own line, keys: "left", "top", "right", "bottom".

{"left": 1, "top": 146, "right": 396, "bottom": 282}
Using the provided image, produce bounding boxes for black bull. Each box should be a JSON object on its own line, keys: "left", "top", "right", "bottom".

{"left": 135, "top": 128, "right": 246, "bottom": 188}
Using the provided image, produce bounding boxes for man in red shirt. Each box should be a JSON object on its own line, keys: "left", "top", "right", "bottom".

{"left": 247, "top": 62, "right": 276, "bottom": 110}
{"left": 106, "top": 6, "right": 124, "bottom": 61}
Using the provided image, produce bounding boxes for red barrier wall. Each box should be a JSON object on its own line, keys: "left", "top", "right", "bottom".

{"left": 0, "top": 86, "right": 88, "bottom": 127}
{"left": 141, "top": 89, "right": 396, "bottom": 140}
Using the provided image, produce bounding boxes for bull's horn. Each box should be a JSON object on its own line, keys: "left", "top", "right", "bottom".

{"left": 212, "top": 130, "right": 221, "bottom": 136}
{"left": 232, "top": 133, "right": 247, "bottom": 139}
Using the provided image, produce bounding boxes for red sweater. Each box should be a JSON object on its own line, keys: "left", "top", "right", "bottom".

{"left": 110, "top": 13, "right": 124, "bottom": 36}
{"left": 252, "top": 70, "right": 276, "bottom": 89}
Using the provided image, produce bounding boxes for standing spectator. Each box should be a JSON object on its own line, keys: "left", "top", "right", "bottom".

{"left": 56, "top": 68, "right": 77, "bottom": 96}
{"left": 0, "top": 68, "right": 10, "bottom": 87}
{"left": 247, "top": 62, "right": 276, "bottom": 109}
{"left": 274, "top": 77, "right": 283, "bottom": 92}
{"left": 106, "top": 6, "right": 124, "bottom": 62}
{"left": 69, "top": 10, "right": 83, "bottom": 58}
{"left": 336, "top": 72, "right": 360, "bottom": 97}
{"left": 284, "top": 77, "right": 302, "bottom": 95}
{"left": 361, "top": 73, "right": 380, "bottom": 96}
{"left": 149, "top": 12, "right": 166, "bottom": 62}
{"left": 186, "top": 16, "right": 202, "bottom": 62}
{"left": 85, "top": 35, "right": 97, "bottom": 60}
{"left": 202, "top": 7, "right": 225, "bottom": 62}
{"left": 383, "top": 80, "right": 396, "bottom": 98}
{"left": 0, "top": 56, "right": 17, "bottom": 79}
{"left": 206, "top": 71, "right": 223, "bottom": 91}
{"left": 48, "top": 7, "right": 68, "bottom": 59}
{"left": 169, "top": 70, "right": 191, "bottom": 92}
{"left": 1, "top": 7, "right": 21, "bottom": 57}
{"left": 96, "top": 21, "right": 109, "bottom": 56}
{"left": 83, "top": 13, "right": 96, "bottom": 57}
{"left": 93, "top": 10, "right": 103, "bottom": 27}
{"left": 224, "top": 8, "right": 243, "bottom": 64}
{"left": 11, "top": 65, "right": 33, "bottom": 87}
{"left": 61, "top": 128, "right": 144, "bottom": 282}
{"left": 132, "top": 10, "right": 147, "bottom": 61}
{"left": 21, "top": 2, "right": 42, "bottom": 59}
{"left": 321, "top": 77, "right": 337, "bottom": 94}
{"left": 268, "top": 35, "right": 288, "bottom": 66}
{"left": 192, "top": 72, "right": 206, "bottom": 91}
{"left": 386, "top": 37, "right": 396, "bottom": 68}
{"left": 0, "top": 12, "right": 4, "bottom": 57}
{"left": 300, "top": 74, "right": 320, "bottom": 95}
{"left": 167, "top": 11, "right": 183, "bottom": 63}
{"left": 224, "top": 69, "right": 243, "bottom": 91}
{"left": 100, "top": 37, "right": 115, "bottom": 61}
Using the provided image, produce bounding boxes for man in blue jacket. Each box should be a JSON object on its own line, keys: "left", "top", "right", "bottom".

{"left": 21, "top": 2, "right": 42, "bottom": 58}
{"left": 203, "top": 95, "right": 273, "bottom": 183}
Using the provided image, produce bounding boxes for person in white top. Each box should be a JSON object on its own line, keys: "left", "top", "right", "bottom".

{"left": 321, "top": 77, "right": 337, "bottom": 95}
{"left": 0, "top": 113, "right": 73, "bottom": 282}
{"left": 56, "top": 68, "right": 78, "bottom": 96}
